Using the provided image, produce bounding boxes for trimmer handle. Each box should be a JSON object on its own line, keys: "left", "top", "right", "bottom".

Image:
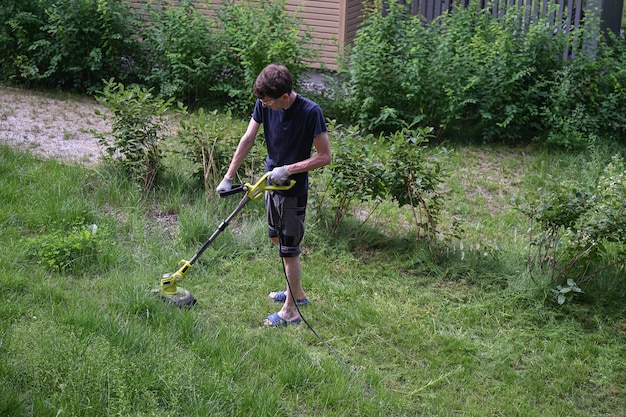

{"left": 218, "top": 173, "right": 295, "bottom": 200}
{"left": 245, "top": 172, "right": 296, "bottom": 200}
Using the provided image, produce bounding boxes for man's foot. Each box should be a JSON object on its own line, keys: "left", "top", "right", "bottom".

{"left": 268, "top": 290, "right": 309, "bottom": 306}
{"left": 263, "top": 312, "right": 301, "bottom": 327}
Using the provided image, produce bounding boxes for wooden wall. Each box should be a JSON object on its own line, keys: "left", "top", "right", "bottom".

{"left": 130, "top": 0, "right": 366, "bottom": 70}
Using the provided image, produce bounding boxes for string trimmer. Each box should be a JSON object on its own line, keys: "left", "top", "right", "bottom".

{"left": 156, "top": 173, "right": 295, "bottom": 307}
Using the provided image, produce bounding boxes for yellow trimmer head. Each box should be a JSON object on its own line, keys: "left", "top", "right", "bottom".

{"left": 158, "top": 260, "right": 196, "bottom": 307}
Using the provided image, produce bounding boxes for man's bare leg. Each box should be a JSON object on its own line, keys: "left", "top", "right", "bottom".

{"left": 264, "top": 238, "right": 306, "bottom": 325}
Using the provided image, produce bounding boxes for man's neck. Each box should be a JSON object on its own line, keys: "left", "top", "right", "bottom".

{"left": 281, "top": 91, "right": 296, "bottom": 110}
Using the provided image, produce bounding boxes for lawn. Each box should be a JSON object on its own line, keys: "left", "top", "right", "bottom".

{"left": 1, "top": 111, "right": 625, "bottom": 416}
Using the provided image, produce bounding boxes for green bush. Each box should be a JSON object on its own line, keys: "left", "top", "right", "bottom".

{"left": 517, "top": 154, "right": 626, "bottom": 287}
{"left": 213, "top": 0, "right": 317, "bottom": 114}
{"left": 382, "top": 125, "right": 449, "bottom": 242}
{"left": 175, "top": 108, "right": 256, "bottom": 194}
{"left": 0, "top": 0, "right": 142, "bottom": 92}
{"left": 337, "top": 0, "right": 415, "bottom": 132}
{"left": 93, "top": 79, "right": 179, "bottom": 192}
{"left": 322, "top": 122, "right": 387, "bottom": 230}
{"left": 340, "top": 0, "right": 561, "bottom": 136}
{"left": 428, "top": 4, "right": 564, "bottom": 143}
{"left": 334, "top": 0, "right": 626, "bottom": 146}
{"left": 0, "top": 0, "right": 48, "bottom": 84}
{"left": 139, "top": 1, "right": 222, "bottom": 105}
{"left": 324, "top": 121, "right": 449, "bottom": 242}
{"left": 540, "top": 34, "right": 626, "bottom": 148}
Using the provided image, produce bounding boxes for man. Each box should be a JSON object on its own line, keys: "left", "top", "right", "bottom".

{"left": 216, "top": 63, "right": 332, "bottom": 327}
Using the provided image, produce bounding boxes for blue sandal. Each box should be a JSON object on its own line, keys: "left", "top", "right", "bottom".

{"left": 269, "top": 290, "right": 309, "bottom": 306}
{"left": 264, "top": 312, "right": 301, "bottom": 327}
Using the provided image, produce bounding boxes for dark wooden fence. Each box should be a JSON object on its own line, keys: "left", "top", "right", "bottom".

{"left": 399, "top": 0, "right": 586, "bottom": 26}
{"left": 396, "top": 0, "right": 623, "bottom": 57}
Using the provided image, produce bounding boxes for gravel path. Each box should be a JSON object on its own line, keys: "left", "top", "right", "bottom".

{"left": 0, "top": 85, "right": 109, "bottom": 165}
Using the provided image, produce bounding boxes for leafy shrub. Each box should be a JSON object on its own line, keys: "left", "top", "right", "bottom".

{"left": 213, "top": 0, "right": 317, "bottom": 114}
{"left": 540, "top": 34, "right": 626, "bottom": 149}
{"left": 0, "top": 0, "right": 142, "bottom": 92}
{"left": 382, "top": 125, "right": 449, "bottom": 242}
{"left": 0, "top": 0, "right": 49, "bottom": 84}
{"left": 139, "top": 1, "right": 222, "bottom": 105}
{"left": 335, "top": 0, "right": 622, "bottom": 145}
{"left": 517, "top": 154, "right": 626, "bottom": 287}
{"left": 26, "top": 221, "right": 113, "bottom": 273}
{"left": 429, "top": 4, "right": 564, "bottom": 143}
{"left": 324, "top": 121, "right": 449, "bottom": 242}
{"left": 322, "top": 122, "right": 387, "bottom": 230}
{"left": 338, "top": 0, "right": 415, "bottom": 132}
{"left": 93, "top": 79, "right": 178, "bottom": 192}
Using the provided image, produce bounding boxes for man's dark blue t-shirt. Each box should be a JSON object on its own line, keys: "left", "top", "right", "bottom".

{"left": 252, "top": 94, "right": 327, "bottom": 196}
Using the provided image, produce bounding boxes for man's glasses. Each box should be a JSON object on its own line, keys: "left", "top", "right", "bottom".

{"left": 261, "top": 96, "right": 280, "bottom": 107}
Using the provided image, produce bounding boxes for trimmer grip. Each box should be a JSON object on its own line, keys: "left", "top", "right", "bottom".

{"left": 219, "top": 184, "right": 246, "bottom": 198}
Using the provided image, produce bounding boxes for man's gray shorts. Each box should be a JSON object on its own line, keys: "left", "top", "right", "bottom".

{"left": 266, "top": 192, "right": 307, "bottom": 258}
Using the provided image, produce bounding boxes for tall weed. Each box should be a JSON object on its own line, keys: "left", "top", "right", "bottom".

{"left": 25, "top": 221, "right": 114, "bottom": 273}
{"left": 175, "top": 108, "right": 257, "bottom": 195}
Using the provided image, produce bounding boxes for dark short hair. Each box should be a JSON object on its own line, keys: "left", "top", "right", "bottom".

{"left": 253, "top": 63, "right": 293, "bottom": 99}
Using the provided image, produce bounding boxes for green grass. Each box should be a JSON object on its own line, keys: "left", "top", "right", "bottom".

{"left": 1, "top": 140, "right": 625, "bottom": 417}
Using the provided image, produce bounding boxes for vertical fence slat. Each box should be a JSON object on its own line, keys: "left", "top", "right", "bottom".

{"left": 532, "top": 0, "right": 541, "bottom": 26}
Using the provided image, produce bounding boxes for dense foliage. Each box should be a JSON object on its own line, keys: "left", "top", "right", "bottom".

{"left": 323, "top": 0, "right": 626, "bottom": 146}
{"left": 0, "top": 0, "right": 315, "bottom": 112}
{"left": 0, "top": 0, "right": 141, "bottom": 92}
{"left": 138, "top": 1, "right": 221, "bottom": 106}
{"left": 517, "top": 153, "right": 626, "bottom": 287}
{"left": 2, "top": 0, "right": 624, "bottom": 144}
{"left": 322, "top": 122, "right": 449, "bottom": 242}
{"left": 212, "top": 0, "right": 317, "bottom": 113}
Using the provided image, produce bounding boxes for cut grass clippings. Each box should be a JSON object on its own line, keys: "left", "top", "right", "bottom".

{"left": 0, "top": 142, "right": 625, "bottom": 416}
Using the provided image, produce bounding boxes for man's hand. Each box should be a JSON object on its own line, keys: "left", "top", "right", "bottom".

{"left": 269, "top": 166, "right": 291, "bottom": 185}
{"left": 216, "top": 177, "right": 233, "bottom": 194}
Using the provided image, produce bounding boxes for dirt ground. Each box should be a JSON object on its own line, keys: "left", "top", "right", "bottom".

{"left": 0, "top": 75, "right": 330, "bottom": 165}
{"left": 0, "top": 85, "right": 109, "bottom": 165}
